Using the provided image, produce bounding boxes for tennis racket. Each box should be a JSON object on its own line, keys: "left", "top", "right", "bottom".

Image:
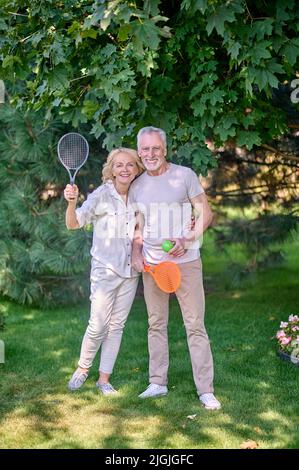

{"left": 57, "top": 132, "right": 89, "bottom": 185}
{"left": 144, "top": 261, "right": 181, "bottom": 293}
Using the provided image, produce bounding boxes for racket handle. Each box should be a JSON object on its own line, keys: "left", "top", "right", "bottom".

{"left": 70, "top": 169, "right": 78, "bottom": 186}
{"left": 143, "top": 264, "right": 153, "bottom": 273}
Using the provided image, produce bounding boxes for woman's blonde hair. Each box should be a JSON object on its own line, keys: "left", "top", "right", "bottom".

{"left": 102, "top": 147, "right": 144, "bottom": 182}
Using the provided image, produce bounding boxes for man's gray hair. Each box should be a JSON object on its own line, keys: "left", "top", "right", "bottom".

{"left": 137, "top": 126, "right": 167, "bottom": 149}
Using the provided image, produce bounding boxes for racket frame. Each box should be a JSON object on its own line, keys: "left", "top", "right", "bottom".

{"left": 144, "top": 262, "right": 181, "bottom": 293}
{"left": 57, "top": 132, "right": 89, "bottom": 186}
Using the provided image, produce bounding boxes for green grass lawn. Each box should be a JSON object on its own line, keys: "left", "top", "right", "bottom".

{"left": 0, "top": 236, "right": 298, "bottom": 449}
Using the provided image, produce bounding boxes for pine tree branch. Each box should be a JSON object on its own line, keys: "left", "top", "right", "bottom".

{"left": 40, "top": 276, "right": 80, "bottom": 280}
{"left": 24, "top": 118, "right": 36, "bottom": 141}
{"left": 6, "top": 169, "right": 27, "bottom": 176}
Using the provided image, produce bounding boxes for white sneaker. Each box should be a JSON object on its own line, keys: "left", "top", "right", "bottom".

{"left": 96, "top": 382, "right": 118, "bottom": 395}
{"left": 68, "top": 368, "right": 88, "bottom": 391}
{"left": 138, "top": 383, "right": 168, "bottom": 399}
{"left": 199, "top": 393, "right": 221, "bottom": 410}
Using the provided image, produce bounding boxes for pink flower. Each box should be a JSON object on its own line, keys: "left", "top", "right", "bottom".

{"left": 276, "top": 330, "right": 286, "bottom": 339}
{"left": 275, "top": 316, "right": 299, "bottom": 353}
{"left": 280, "top": 336, "right": 292, "bottom": 345}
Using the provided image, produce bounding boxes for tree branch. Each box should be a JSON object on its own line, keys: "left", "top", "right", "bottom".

{"left": 261, "top": 144, "right": 299, "bottom": 163}
{"left": 8, "top": 11, "right": 28, "bottom": 17}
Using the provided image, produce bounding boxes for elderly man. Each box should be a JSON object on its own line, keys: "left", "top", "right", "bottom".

{"left": 130, "top": 126, "right": 221, "bottom": 410}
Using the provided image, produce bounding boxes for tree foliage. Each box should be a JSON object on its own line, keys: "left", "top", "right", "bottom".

{"left": 0, "top": 1, "right": 299, "bottom": 305}
{"left": 1, "top": 0, "right": 299, "bottom": 173}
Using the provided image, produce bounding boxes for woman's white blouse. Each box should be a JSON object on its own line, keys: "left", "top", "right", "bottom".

{"left": 75, "top": 181, "right": 138, "bottom": 278}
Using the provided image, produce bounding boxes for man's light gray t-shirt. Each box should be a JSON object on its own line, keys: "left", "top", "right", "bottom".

{"left": 129, "top": 163, "right": 204, "bottom": 265}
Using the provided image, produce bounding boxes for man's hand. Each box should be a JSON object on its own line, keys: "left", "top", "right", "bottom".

{"left": 132, "top": 252, "right": 145, "bottom": 272}
{"left": 168, "top": 238, "right": 187, "bottom": 257}
{"left": 64, "top": 184, "right": 79, "bottom": 204}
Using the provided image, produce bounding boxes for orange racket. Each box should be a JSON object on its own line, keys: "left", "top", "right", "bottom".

{"left": 144, "top": 261, "right": 181, "bottom": 293}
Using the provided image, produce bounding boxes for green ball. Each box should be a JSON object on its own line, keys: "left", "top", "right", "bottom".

{"left": 162, "top": 240, "right": 174, "bottom": 253}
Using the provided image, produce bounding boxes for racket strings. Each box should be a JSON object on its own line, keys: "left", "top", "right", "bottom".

{"left": 152, "top": 263, "right": 181, "bottom": 293}
{"left": 156, "top": 268, "right": 176, "bottom": 290}
{"left": 58, "top": 133, "right": 88, "bottom": 169}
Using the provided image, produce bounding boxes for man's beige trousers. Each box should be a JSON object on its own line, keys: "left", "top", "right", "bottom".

{"left": 142, "top": 259, "right": 214, "bottom": 395}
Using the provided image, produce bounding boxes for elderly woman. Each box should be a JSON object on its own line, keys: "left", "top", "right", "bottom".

{"left": 64, "top": 147, "right": 144, "bottom": 394}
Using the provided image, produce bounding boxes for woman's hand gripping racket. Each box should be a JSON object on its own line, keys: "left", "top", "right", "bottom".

{"left": 57, "top": 132, "right": 89, "bottom": 186}
{"left": 144, "top": 262, "right": 181, "bottom": 293}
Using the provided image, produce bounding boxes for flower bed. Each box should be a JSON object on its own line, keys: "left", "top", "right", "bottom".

{"left": 275, "top": 315, "right": 299, "bottom": 366}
